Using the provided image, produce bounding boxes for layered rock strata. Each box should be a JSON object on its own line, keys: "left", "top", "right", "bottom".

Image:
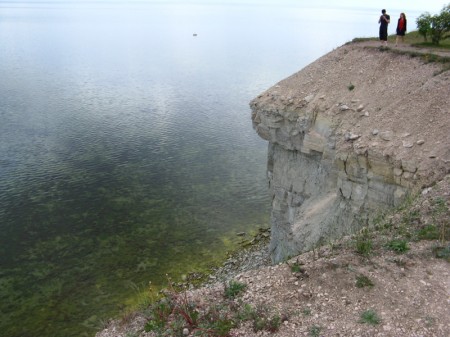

{"left": 251, "top": 43, "right": 450, "bottom": 263}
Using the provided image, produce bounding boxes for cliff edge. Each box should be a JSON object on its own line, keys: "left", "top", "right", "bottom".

{"left": 250, "top": 41, "right": 450, "bottom": 263}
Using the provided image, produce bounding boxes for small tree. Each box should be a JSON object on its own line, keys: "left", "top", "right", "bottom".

{"left": 429, "top": 4, "right": 450, "bottom": 44}
{"left": 416, "top": 12, "right": 431, "bottom": 41}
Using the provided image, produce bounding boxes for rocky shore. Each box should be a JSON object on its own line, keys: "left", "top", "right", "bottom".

{"left": 97, "top": 175, "right": 449, "bottom": 337}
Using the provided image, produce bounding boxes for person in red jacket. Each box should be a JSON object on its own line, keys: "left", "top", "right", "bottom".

{"left": 395, "top": 13, "right": 407, "bottom": 46}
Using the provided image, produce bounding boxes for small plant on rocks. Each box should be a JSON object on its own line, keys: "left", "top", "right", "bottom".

{"left": 224, "top": 280, "right": 247, "bottom": 299}
{"left": 250, "top": 305, "right": 282, "bottom": 333}
{"left": 354, "top": 228, "right": 373, "bottom": 256}
{"left": 309, "top": 325, "right": 322, "bottom": 337}
{"left": 359, "top": 309, "right": 381, "bottom": 325}
{"left": 355, "top": 274, "right": 374, "bottom": 288}
{"left": 386, "top": 239, "right": 409, "bottom": 253}
{"left": 302, "top": 307, "right": 312, "bottom": 316}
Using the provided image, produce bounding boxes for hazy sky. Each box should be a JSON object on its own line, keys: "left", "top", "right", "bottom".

{"left": 2, "top": 0, "right": 447, "bottom": 23}
{"left": 3, "top": 0, "right": 448, "bottom": 12}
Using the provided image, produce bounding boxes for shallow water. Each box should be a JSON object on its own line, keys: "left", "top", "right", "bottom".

{"left": 0, "top": 1, "right": 382, "bottom": 336}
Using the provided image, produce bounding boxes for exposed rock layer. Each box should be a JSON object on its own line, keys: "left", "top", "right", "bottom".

{"left": 251, "top": 42, "right": 450, "bottom": 263}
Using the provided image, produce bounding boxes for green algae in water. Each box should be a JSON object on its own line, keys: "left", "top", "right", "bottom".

{"left": 0, "top": 76, "right": 270, "bottom": 336}
{"left": 0, "top": 162, "right": 269, "bottom": 337}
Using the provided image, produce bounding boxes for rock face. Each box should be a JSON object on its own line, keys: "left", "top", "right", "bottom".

{"left": 250, "top": 42, "right": 450, "bottom": 263}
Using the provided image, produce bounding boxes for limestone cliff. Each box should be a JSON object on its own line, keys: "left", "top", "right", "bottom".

{"left": 251, "top": 41, "right": 450, "bottom": 263}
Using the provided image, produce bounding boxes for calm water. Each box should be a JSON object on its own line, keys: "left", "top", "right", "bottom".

{"left": 1, "top": 1, "right": 385, "bottom": 336}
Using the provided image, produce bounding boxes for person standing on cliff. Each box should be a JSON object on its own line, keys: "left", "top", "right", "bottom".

{"left": 379, "top": 9, "right": 390, "bottom": 46}
{"left": 395, "top": 13, "right": 407, "bottom": 46}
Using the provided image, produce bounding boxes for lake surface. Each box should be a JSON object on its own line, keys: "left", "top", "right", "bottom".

{"left": 1, "top": 1, "right": 386, "bottom": 336}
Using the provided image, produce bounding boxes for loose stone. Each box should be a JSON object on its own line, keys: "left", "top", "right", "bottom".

{"left": 379, "top": 131, "right": 393, "bottom": 141}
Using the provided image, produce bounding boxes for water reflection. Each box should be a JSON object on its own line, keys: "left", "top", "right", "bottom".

{"left": 0, "top": 1, "right": 387, "bottom": 336}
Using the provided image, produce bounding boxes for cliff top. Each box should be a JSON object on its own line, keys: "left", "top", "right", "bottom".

{"left": 252, "top": 40, "right": 450, "bottom": 187}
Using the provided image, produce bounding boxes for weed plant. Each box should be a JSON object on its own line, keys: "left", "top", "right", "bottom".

{"left": 354, "top": 228, "right": 373, "bottom": 256}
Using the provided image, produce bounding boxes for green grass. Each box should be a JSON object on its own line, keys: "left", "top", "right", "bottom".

{"left": 406, "top": 31, "right": 450, "bottom": 49}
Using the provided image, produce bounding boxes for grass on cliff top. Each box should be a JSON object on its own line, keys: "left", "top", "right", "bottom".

{"left": 352, "top": 31, "right": 450, "bottom": 49}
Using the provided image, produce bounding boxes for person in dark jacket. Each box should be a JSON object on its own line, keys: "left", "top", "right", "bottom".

{"left": 395, "top": 13, "right": 407, "bottom": 46}
{"left": 379, "top": 9, "right": 390, "bottom": 45}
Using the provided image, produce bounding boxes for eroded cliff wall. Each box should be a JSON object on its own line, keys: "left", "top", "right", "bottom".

{"left": 251, "top": 42, "right": 450, "bottom": 263}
